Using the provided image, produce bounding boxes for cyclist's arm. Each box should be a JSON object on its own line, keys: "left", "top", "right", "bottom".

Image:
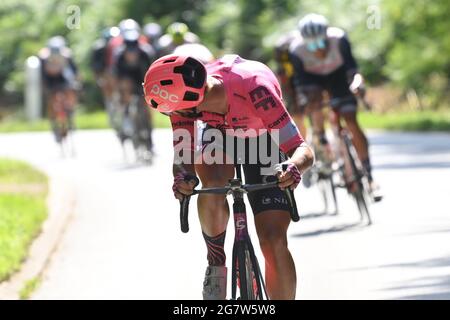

{"left": 170, "top": 114, "right": 196, "bottom": 177}
{"left": 288, "top": 50, "right": 307, "bottom": 88}
{"left": 338, "top": 35, "right": 360, "bottom": 81}
{"left": 285, "top": 142, "right": 315, "bottom": 175}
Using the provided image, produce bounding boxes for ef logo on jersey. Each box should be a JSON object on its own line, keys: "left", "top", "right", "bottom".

{"left": 249, "top": 86, "right": 277, "bottom": 111}
{"left": 151, "top": 84, "right": 179, "bottom": 103}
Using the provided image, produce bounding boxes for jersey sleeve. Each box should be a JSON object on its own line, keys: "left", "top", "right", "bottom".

{"left": 245, "top": 75, "right": 304, "bottom": 154}
{"left": 338, "top": 35, "right": 358, "bottom": 75}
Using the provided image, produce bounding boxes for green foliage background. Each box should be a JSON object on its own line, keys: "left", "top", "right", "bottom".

{"left": 0, "top": 0, "right": 449, "bottom": 109}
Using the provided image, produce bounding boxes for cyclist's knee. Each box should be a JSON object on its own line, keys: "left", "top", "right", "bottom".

{"left": 259, "top": 232, "right": 288, "bottom": 257}
{"left": 256, "top": 213, "right": 289, "bottom": 254}
{"left": 196, "top": 163, "right": 234, "bottom": 186}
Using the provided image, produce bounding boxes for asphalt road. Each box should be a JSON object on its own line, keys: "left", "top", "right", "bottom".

{"left": 1, "top": 129, "right": 449, "bottom": 300}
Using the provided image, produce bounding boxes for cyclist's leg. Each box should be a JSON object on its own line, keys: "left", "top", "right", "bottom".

{"left": 195, "top": 164, "right": 234, "bottom": 239}
{"left": 255, "top": 210, "right": 295, "bottom": 300}
{"left": 47, "top": 88, "right": 65, "bottom": 143}
{"left": 293, "top": 71, "right": 326, "bottom": 138}
{"left": 341, "top": 112, "right": 369, "bottom": 170}
{"left": 295, "top": 79, "right": 326, "bottom": 139}
{"left": 284, "top": 82, "right": 307, "bottom": 138}
{"left": 245, "top": 164, "right": 295, "bottom": 300}
{"left": 195, "top": 128, "right": 235, "bottom": 299}
{"left": 117, "top": 78, "right": 134, "bottom": 139}
{"left": 326, "top": 68, "right": 372, "bottom": 181}
{"left": 196, "top": 162, "right": 234, "bottom": 300}
{"left": 243, "top": 137, "right": 296, "bottom": 300}
{"left": 64, "top": 88, "right": 77, "bottom": 131}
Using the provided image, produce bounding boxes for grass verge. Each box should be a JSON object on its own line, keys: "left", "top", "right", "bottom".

{"left": 19, "top": 277, "right": 41, "bottom": 300}
{"left": 359, "top": 110, "right": 450, "bottom": 131}
{"left": 0, "top": 108, "right": 171, "bottom": 133}
{"left": 1, "top": 108, "right": 449, "bottom": 132}
{"left": 0, "top": 159, "right": 48, "bottom": 283}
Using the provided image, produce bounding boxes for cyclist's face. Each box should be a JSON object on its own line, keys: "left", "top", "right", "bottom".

{"left": 305, "top": 37, "right": 327, "bottom": 53}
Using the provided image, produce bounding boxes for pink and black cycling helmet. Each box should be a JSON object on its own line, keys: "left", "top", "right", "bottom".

{"left": 143, "top": 54, "right": 207, "bottom": 113}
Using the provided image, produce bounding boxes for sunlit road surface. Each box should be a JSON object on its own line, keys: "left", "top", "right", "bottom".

{"left": 1, "top": 129, "right": 449, "bottom": 300}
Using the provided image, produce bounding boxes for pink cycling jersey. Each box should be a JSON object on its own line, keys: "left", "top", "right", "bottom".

{"left": 170, "top": 54, "right": 304, "bottom": 154}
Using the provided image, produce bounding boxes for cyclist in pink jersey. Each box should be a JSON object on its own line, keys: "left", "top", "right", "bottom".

{"left": 143, "top": 54, "right": 314, "bottom": 300}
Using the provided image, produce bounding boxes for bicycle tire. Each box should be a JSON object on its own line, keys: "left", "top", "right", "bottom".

{"left": 318, "top": 179, "right": 329, "bottom": 213}
{"left": 233, "top": 241, "right": 266, "bottom": 300}
{"left": 243, "top": 249, "right": 257, "bottom": 300}
{"left": 355, "top": 190, "right": 372, "bottom": 225}
{"left": 328, "top": 175, "right": 339, "bottom": 215}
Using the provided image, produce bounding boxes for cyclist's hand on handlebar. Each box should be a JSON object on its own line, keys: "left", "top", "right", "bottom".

{"left": 275, "top": 163, "right": 302, "bottom": 191}
{"left": 349, "top": 73, "right": 365, "bottom": 97}
{"left": 173, "top": 172, "right": 198, "bottom": 200}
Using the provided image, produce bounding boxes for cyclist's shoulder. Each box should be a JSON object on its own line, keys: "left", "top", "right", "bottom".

{"left": 138, "top": 42, "right": 156, "bottom": 58}
{"left": 288, "top": 35, "right": 306, "bottom": 54}
{"left": 327, "top": 27, "right": 346, "bottom": 40}
{"left": 275, "top": 30, "right": 299, "bottom": 50}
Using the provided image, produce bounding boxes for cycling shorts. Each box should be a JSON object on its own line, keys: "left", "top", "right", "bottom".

{"left": 200, "top": 125, "right": 291, "bottom": 215}
{"left": 298, "top": 66, "right": 357, "bottom": 113}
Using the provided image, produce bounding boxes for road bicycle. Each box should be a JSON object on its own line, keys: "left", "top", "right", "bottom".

{"left": 48, "top": 88, "right": 76, "bottom": 157}
{"left": 116, "top": 80, "right": 154, "bottom": 164}
{"left": 179, "top": 164, "right": 299, "bottom": 300}
{"left": 315, "top": 95, "right": 376, "bottom": 225}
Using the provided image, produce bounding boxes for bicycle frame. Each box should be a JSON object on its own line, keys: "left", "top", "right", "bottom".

{"left": 179, "top": 164, "right": 299, "bottom": 300}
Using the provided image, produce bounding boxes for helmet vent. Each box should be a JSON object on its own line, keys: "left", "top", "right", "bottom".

{"left": 183, "top": 91, "right": 199, "bottom": 101}
{"left": 160, "top": 80, "right": 173, "bottom": 86}
{"left": 163, "top": 58, "right": 177, "bottom": 63}
{"left": 173, "top": 57, "right": 206, "bottom": 89}
{"left": 150, "top": 99, "right": 159, "bottom": 109}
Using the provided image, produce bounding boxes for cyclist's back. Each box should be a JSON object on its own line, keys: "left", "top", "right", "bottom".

{"left": 39, "top": 42, "right": 78, "bottom": 91}
{"left": 171, "top": 54, "right": 302, "bottom": 152}
{"left": 113, "top": 41, "right": 155, "bottom": 89}
{"left": 289, "top": 27, "right": 356, "bottom": 76}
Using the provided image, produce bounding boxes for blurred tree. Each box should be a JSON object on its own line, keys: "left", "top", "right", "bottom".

{"left": 383, "top": 0, "right": 450, "bottom": 107}
{"left": 0, "top": 0, "right": 448, "bottom": 109}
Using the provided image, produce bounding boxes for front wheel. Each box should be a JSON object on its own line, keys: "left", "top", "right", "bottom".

{"left": 232, "top": 240, "right": 266, "bottom": 300}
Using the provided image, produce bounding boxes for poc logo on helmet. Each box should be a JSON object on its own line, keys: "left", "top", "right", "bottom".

{"left": 151, "top": 84, "right": 179, "bottom": 103}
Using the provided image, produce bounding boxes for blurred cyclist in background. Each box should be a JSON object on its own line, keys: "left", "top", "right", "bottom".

{"left": 112, "top": 22, "right": 156, "bottom": 158}
{"left": 91, "top": 26, "right": 120, "bottom": 117}
{"left": 143, "top": 22, "right": 163, "bottom": 57}
{"left": 289, "top": 14, "right": 380, "bottom": 195}
{"left": 106, "top": 19, "right": 149, "bottom": 68}
{"left": 158, "top": 22, "right": 200, "bottom": 56}
{"left": 38, "top": 36, "right": 80, "bottom": 143}
{"left": 274, "top": 30, "right": 307, "bottom": 138}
